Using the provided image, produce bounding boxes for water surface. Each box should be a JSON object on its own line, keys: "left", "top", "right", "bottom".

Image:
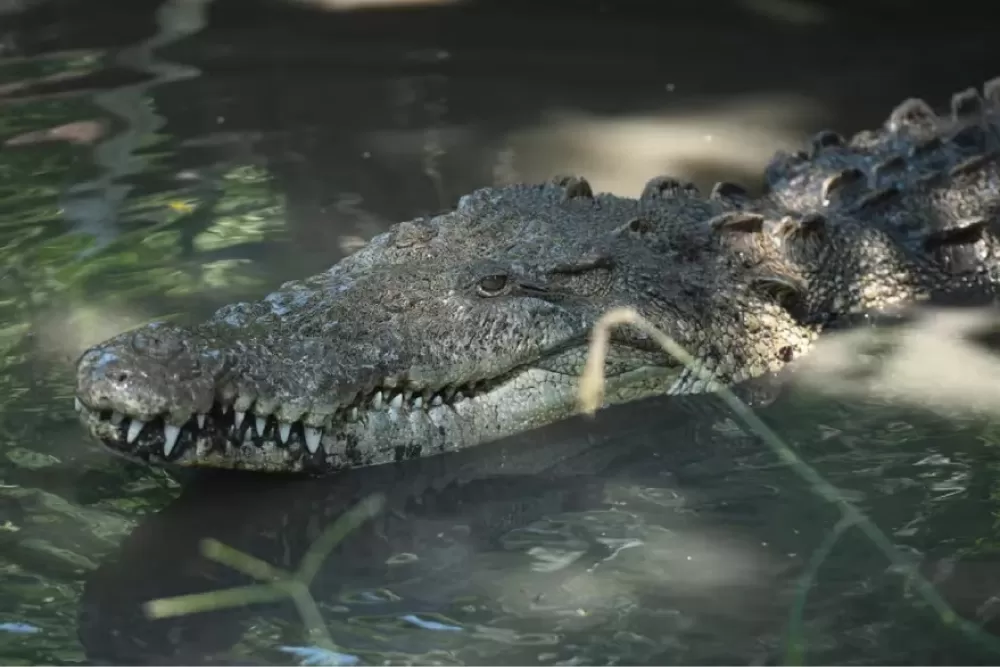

{"left": 3, "top": 0, "right": 1000, "bottom": 664}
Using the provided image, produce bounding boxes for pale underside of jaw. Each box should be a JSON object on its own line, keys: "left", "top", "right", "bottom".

{"left": 75, "top": 364, "right": 680, "bottom": 473}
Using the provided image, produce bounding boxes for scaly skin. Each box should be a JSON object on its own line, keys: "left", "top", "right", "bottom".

{"left": 75, "top": 77, "right": 1000, "bottom": 474}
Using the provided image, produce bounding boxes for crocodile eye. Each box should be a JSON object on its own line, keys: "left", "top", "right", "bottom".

{"left": 476, "top": 273, "right": 509, "bottom": 297}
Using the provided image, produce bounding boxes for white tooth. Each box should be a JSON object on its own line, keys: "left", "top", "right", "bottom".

{"left": 255, "top": 416, "right": 267, "bottom": 435}
{"left": 372, "top": 391, "right": 383, "bottom": 409}
{"left": 390, "top": 393, "right": 403, "bottom": 409}
{"left": 413, "top": 396, "right": 423, "bottom": 409}
{"left": 454, "top": 391, "right": 465, "bottom": 402}
{"left": 74, "top": 398, "right": 83, "bottom": 412}
{"left": 127, "top": 419, "right": 146, "bottom": 444}
{"left": 163, "top": 424, "right": 181, "bottom": 457}
{"left": 234, "top": 411, "right": 245, "bottom": 429}
{"left": 304, "top": 427, "right": 322, "bottom": 453}
{"left": 403, "top": 390, "right": 413, "bottom": 403}
{"left": 279, "top": 422, "right": 291, "bottom": 443}
{"left": 110, "top": 411, "right": 125, "bottom": 425}
{"left": 233, "top": 395, "right": 254, "bottom": 412}
{"left": 349, "top": 407, "right": 358, "bottom": 422}
{"left": 431, "top": 394, "right": 443, "bottom": 407}
{"left": 196, "top": 413, "right": 206, "bottom": 429}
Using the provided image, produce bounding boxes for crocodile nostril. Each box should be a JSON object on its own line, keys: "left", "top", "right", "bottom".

{"left": 116, "top": 372, "right": 129, "bottom": 383}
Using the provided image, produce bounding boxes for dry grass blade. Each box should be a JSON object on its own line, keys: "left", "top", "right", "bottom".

{"left": 578, "top": 307, "right": 714, "bottom": 415}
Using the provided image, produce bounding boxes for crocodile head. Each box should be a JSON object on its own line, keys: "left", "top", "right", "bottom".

{"left": 74, "top": 176, "right": 815, "bottom": 474}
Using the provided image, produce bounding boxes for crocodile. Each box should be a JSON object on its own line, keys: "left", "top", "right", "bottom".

{"left": 74, "top": 77, "right": 1000, "bottom": 475}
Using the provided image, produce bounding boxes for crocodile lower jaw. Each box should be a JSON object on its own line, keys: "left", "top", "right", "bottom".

{"left": 76, "top": 365, "right": 681, "bottom": 474}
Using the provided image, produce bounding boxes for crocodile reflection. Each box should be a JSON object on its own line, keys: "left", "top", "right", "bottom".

{"left": 75, "top": 394, "right": 828, "bottom": 665}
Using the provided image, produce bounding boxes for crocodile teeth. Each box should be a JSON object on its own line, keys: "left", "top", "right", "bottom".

{"left": 126, "top": 419, "right": 146, "bottom": 444}
{"left": 163, "top": 424, "right": 181, "bottom": 457}
{"left": 255, "top": 416, "right": 267, "bottom": 436}
{"left": 412, "top": 396, "right": 423, "bottom": 409}
{"left": 389, "top": 393, "right": 403, "bottom": 409}
{"left": 196, "top": 413, "right": 206, "bottom": 429}
{"left": 74, "top": 398, "right": 83, "bottom": 412}
{"left": 278, "top": 422, "right": 291, "bottom": 443}
{"left": 110, "top": 411, "right": 125, "bottom": 425}
{"left": 348, "top": 406, "right": 358, "bottom": 422}
{"left": 371, "top": 391, "right": 383, "bottom": 409}
{"left": 431, "top": 395, "right": 443, "bottom": 407}
{"left": 234, "top": 411, "right": 245, "bottom": 429}
{"left": 304, "top": 427, "right": 322, "bottom": 453}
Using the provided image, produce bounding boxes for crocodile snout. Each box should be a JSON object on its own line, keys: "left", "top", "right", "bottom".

{"left": 75, "top": 322, "right": 225, "bottom": 422}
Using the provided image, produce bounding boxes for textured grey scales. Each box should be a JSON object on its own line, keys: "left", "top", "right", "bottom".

{"left": 74, "top": 77, "right": 1000, "bottom": 474}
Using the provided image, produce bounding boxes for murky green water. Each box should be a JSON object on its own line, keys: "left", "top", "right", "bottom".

{"left": 3, "top": 0, "right": 1000, "bottom": 664}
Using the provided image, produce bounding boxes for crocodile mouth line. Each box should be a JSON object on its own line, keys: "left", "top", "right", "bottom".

{"left": 74, "top": 369, "right": 521, "bottom": 466}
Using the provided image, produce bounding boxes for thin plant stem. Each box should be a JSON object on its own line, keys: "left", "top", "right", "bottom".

{"left": 144, "top": 582, "right": 295, "bottom": 618}
{"left": 297, "top": 493, "right": 385, "bottom": 585}
{"left": 784, "top": 516, "right": 856, "bottom": 665}
{"left": 201, "top": 537, "right": 291, "bottom": 582}
{"left": 144, "top": 493, "right": 386, "bottom": 657}
{"left": 578, "top": 306, "right": 1000, "bottom": 660}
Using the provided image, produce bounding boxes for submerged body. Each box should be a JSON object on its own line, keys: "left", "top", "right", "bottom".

{"left": 76, "top": 78, "right": 1000, "bottom": 474}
